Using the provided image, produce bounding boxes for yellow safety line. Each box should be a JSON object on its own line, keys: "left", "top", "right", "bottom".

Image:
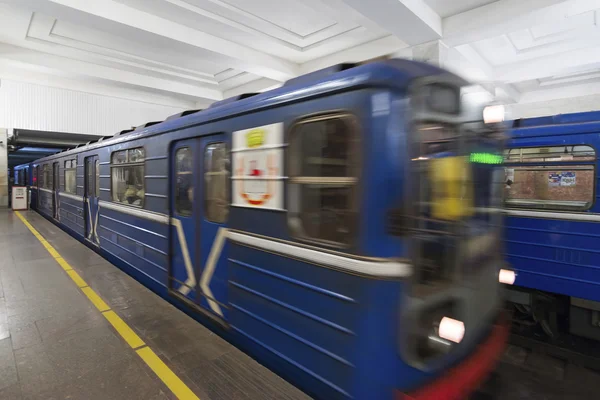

{"left": 66, "top": 269, "right": 88, "bottom": 288}
{"left": 14, "top": 211, "right": 200, "bottom": 400}
{"left": 103, "top": 310, "right": 145, "bottom": 349}
{"left": 81, "top": 286, "right": 111, "bottom": 312}
{"left": 137, "top": 347, "right": 200, "bottom": 400}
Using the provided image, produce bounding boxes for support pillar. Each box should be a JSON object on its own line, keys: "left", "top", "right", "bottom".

{"left": 412, "top": 40, "right": 449, "bottom": 68}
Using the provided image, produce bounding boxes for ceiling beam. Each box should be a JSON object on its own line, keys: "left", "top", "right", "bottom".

{"left": 0, "top": 43, "right": 223, "bottom": 101}
{"left": 443, "top": 0, "right": 574, "bottom": 47}
{"left": 0, "top": 58, "right": 197, "bottom": 109}
{"left": 494, "top": 44, "right": 600, "bottom": 82}
{"left": 342, "top": 0, "right": 441, "bottom": 45}
{"left": 10, "top": 0, "right": 298, "bottom": 81}
{"left": 518, "top": 80, "right": 600, "bottom": 104}
{"left": 300, "top": 35, "right": 408, "bottom": 75}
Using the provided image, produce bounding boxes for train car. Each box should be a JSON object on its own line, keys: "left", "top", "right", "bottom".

{"left": 28, "top": 59, "right": 507, "bottom": 400}
{"left": 504, "top": 111, "right": 600, "bottom": 339}
{"left": 13, "top": 162, "right": 36, "bottom": 209}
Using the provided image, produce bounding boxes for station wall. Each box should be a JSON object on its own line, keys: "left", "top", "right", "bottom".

{"left": 0, "top": 79, "right": 188, "bottom": 136}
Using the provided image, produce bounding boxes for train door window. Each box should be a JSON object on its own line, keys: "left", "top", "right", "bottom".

{"left": 95, "top": 159, "right": 100, "bottom": 195}
{"left": 24, "top": 169, "right": 28, "bottom": 186}
{"left": 110, "top": 148, "right": 145, "bottom": 206}
{"left": 33, "top": 166, "right": 38, "bottom": 186}
{"left": 64, "top": 159, "right": 77, "bottom": 193}
{"left": 204, "top": 143, "right": 229, "bottom": 222}
{"left": 175, "top": 147, "right": 193, "bottom": 216}
{"left": 288, "top": 114, "right": 359, "bottom": 246}
{"left": 504, "top": 145, "right": 596, "bottom": 211}
{"left": 86, "top": 158, "right": 95, "bottom": 196}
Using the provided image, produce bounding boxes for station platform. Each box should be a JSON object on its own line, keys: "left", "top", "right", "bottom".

{"left": 0, "top": 209, "right": 311, "bottom": 400}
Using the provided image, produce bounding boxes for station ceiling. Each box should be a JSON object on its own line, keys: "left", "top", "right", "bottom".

{"left": 0, "top": 0, "right": 598, "bottom": 108}
{"left": 8, "top": 129, "right": 105, "bottom": 168}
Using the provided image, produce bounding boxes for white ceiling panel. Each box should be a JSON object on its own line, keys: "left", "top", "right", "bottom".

{"left": 424, "top": 0, "right": 498, "bottom": 18}
{"left": 0, "top": 0, "right": 598, "bottom": 114}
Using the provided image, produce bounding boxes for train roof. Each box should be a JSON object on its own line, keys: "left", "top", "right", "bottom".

{"left": 510, "top": 110, "right": 600, "bottom": 139}
{"left": 32, "top": 59, "right": 460, "bottom": 164}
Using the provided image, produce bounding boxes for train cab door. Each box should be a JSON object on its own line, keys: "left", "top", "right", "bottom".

{"left": 84, "top": 156, "right": 100, "bottom": 245}
{"left": 52, "top": 162, "right": 59, "bottom": 219}
{"left": 169, "top": 134, "right": 229, "bottom": 321}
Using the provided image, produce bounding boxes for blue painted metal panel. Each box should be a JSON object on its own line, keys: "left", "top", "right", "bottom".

{"left": 506, "top": 110, "right": 600, "bottom": 302}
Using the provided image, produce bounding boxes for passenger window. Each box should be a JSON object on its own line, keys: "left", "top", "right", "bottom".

{"left": 175, "top": 147, "right": 193, "bottom": 216}
{"left": 504, "top": 145, "right": 596, "bottom": 211}
{"left": 288, "top": 115, "right": 358, "bottom": 246}
{"left": 64, "top": 159, "right": 77, "bottom": 194}
{"left": 33, "top": 166, "right": 38, "bottom": 186}
{"left": 111, "top": 147, "right": 145, "bottom": 206}
{"left": 204, "top": 143, "right": 229, "bottom": 223}
{"left": 42, "top": 165, "right": 51, "bottom": 189}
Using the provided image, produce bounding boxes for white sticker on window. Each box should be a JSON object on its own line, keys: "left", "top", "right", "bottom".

{"left": 232, "top": 123, "right": 285, "bottom": 210}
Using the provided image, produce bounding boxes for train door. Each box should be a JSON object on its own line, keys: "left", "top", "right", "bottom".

{"left": 169, "top": 134, "right": 229, "bottom": 321}
{"left": 32, "top": 166, "right": 38, "bottom": 209}
{"left": 52, "top": 162, "right": 59, "bottom": 219}
{"left": 84, "top": 156, "right": 100, "bottom": 245}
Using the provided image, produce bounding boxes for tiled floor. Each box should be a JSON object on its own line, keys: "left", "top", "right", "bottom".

{"left": 0, "top": 209, "right": 310, "bottom": 400}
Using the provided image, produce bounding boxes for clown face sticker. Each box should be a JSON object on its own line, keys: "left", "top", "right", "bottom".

{"left": 232, "top": 123, "right": 284, "bottom": 210}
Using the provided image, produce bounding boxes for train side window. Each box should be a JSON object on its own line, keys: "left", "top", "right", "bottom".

{"left": 204, "top": 142, "right": 229, "bottom": 223}
{"left": 111, "top": 148, "right": 145, "bottom": 207}
{"left": 42, "top": 164, "right": 51, "bottom": 189}
{"left": 175, "top": 147, "right": 193, "bottom": 216}
{"left": 64, "top": 159, "right": 77, "bottom": 194}
{"left": 288, "top": 114, "right": 359, "bottom": 246}
{"left": 504, "top": 145, "right": 596, "bottom": 211}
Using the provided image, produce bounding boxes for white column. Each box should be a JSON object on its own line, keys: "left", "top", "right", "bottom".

{"left": 411, "top": 40, "right": 449, "bottom": 68}
{"left": 0, "top": 128, "right": 7, "bottom": 207}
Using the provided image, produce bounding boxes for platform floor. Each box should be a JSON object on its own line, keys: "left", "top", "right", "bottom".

{"left": 0, "top": 209, "right": 310, "bottom": 400}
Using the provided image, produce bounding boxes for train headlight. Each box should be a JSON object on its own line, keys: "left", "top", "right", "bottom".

{"left": 483, "top": 105, "right": 505, "bottom": 124}
{"left": 499, "top": 269, "right": 516, "bottom": 285}
{"left": 438, "top": 317, "right": 465, "bottom": 343}
{"left": 413, "top": 303, "right": 463, "bottom": 361}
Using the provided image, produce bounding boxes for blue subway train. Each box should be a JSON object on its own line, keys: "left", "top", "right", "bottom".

{"left": 17, "top": 59, "right": 507, "bottom": 400}
{"left": 504, "top": 111, "right": 600, "bottom": 340}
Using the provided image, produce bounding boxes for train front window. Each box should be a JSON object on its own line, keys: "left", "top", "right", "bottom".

{"left": 409, "top": 81, "right": 504, "bottom": 293}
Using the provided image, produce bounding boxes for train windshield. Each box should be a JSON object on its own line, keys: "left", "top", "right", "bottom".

{"left": 409, "top": 83, "right": 504, "bottom": 292}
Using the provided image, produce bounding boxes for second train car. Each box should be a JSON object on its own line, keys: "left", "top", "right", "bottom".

{"left": 23, "top": 59, "right": 507, "bottom": 400}
{"left": 504, "top": 111, "right": 600, "bottom": 340}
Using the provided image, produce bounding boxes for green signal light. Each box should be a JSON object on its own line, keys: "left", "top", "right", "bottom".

{"left": 469, "top": 152, "right": 503, "bottom": 164}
